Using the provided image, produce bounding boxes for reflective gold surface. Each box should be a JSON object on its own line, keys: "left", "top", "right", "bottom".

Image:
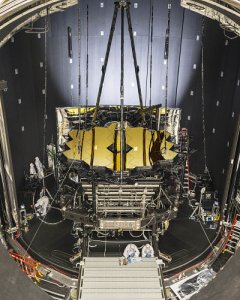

{"left": 63, "top": 123, "right": 177, "bottom": 169}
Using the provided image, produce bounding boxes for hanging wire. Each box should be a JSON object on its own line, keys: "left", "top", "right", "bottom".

{"left": 201, "top": 17, "right": 211, "bottom": 178}
{"left": 163, "top": 1, "right": 171, "bottom": 153}
{"left": 197, "top": 217, "right": 218, "bottom": 258}
{"left": 77, "top": 4, "right": 82, "bottom": 154}
{"left": 69, "top": 27, "right": 74, "bottom": 107}
{"left": 42, "top": 11, "right": 49, "bottom": 191}
{"left": 174, "top": 8, "right": 185, "bottom": 107}
{"left": 149, "top": 5, "right": 153, "bottom": 107}
{"left": 144, "top": 0, "right": 152, "bottom": 106}
{"left": 149, "top": 4, "right": 154, "bottom": 128}
{"left": 85, "top": 5, "right": 89, "bottom": 126}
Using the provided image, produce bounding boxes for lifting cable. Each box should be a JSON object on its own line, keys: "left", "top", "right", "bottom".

{"left": 174, "top": 9, "right": 185, "bottom": 107}
{"left": 144, "top": 0, "right": 152, "bottom": 106}
{"left": 92, "top": 2, "right": 145, "bottom": 125}
{"left": 77, "top": 3, "right": 82, "bottom": 155}
{"left": 163, "top": 1, "right": 171, "bottom": 153}
{"left": 149, "top": 4, "right": 154, "bottom": 128}
{"left": 69, "top": 27, "right": 74, "bottom": 107}
{"left": 42, "top": 11, "right": 49, "bottom": 192}
{"left": 85, "top": 4, "right": 89, "bottom": 126}
{"left": 120, "top": 2, "right": 125, "bottom": 183}
{"left": 201, "top": 17, "right": 211, "bottom": 177}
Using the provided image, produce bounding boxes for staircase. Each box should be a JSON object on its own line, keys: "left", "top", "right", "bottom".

{"left": 77, "top": 257, "right": 167, "bottom": 300}
{"left": 223, "top": 214, "right": 240, "bottom": 254}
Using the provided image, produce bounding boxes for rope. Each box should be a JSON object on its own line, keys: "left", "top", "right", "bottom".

{"left": 42, "top": 11, "right": 48, "bottom": 190}
{"left": 174, "top": 9, "right": 185, "bottom": 107}
{"left": 69, "top": 26, "right": 74, "bottom": 107}
{"left": 197, "top": 217, "right": 218, "bottom": 258}
{"left": 163, "top": 1, "right": 171, "bottom": 153}
{"left": 85, "top": 4, "right": 89, "bottom": 126}
{"left": 149, "top": 4, "right": 154, "bottom": 128}
{"left": 149, "top": 5, "right": 153, "bottom": 107}
{"left": 201, "top": 17, "right": 211, "bottom": 179}
{"left": 77, "top": 4, "right": 82, "bottom": 153}
{"left": 201, "top": 17, "right": 207, "bottom": 173}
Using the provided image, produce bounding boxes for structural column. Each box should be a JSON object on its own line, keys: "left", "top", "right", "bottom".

{"left": 0, "top": 80, "right": 19, "bottom": 228}
{"left": 221, "top": 114, "right": 240, "bottom": 221}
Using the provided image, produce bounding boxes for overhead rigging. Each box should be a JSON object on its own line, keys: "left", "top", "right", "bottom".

{"left": 77, "top": 2, "right": 82, "bottom": 155}
{"left": 201, "top": 16, "right": 211, "bottom": 177}
{"left": 163, "top": 1, "right": 171, "bottom": 153}
{"left": 144, "top": 0, "right": 152, "bottom": 107}
{"left": 42, "top": 10, "right": 49, "bottom": 192}
{"left": 91, "top": 0, "right": 146, "bottom": 126}
{"left": 149, "top": 3, "right": 154, "bottom": 128}
{"left": 85, "top": 4, "right": 89, "bottom": 126}
{"left": 149, "top": 4, "right": 153, "bottom": 108}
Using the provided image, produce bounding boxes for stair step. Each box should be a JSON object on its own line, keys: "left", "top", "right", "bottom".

{"left": 83, "top": 278, "right": 160, "bottom": 282}
{"left": 81, "top": 288, "right": 163, "bottom": 293}
{"left": 224, "top": 249, "right": 234, "bottom": 254}
{"left": 228, "top": 240, "right": 238, "bottom": 244}
{"left": 79, "top": 257, "right": 166, "bottom": 300}
{"left": 82, "top": 281, "right": 161, "bottom": 289}
{"left": 233, "top": 227, "right": 240, "bottom": 232}
{"left": 226, "top": 244, "right": 235, "bottom": 249}
{"left": 80, "top": 294, "right": 165, "bottom": 300}
{"left": 230, "top": 234, "right": 240, "bottom": 240}
{"left": 83, "top": 270, "right": 159, "bottom": 278}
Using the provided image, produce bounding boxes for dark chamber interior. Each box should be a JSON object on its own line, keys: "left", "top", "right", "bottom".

{"left": 0, "top": 0, "right": 240, "bottom": 283}
{"left": 1, "top": 0, "right": 240, "bottom": 192}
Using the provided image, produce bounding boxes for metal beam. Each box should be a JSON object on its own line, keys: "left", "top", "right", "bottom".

{"left": 92, "top": 1, "right": 146, "bottom": 125}
{"left": 0, "top": 80, "right": 19, "bottom": 228}
{"left": 126, "top": 4, "right": 145, "bottom": 123}
{"left": 92, "top": 4, "right": 119, "bottom": 125}
{"left": 221, "top": 114, "right": 240, "bottom": 221}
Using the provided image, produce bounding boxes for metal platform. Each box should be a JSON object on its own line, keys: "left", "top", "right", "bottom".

{"left": 78, "top": 257, "right": 166, "bottom": 300}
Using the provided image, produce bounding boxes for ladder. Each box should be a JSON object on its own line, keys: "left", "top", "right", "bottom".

{"left": 77, "top": 257, "right": 167, "bottom": 300}
{"left": 179, "top": 128, "right": 190, "bottom": 197}
{"left": 223, "top": 214, "right": 240, "bottom": 254}
{"left": 183, "top": 159, "right": 190, "bottom": 197}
